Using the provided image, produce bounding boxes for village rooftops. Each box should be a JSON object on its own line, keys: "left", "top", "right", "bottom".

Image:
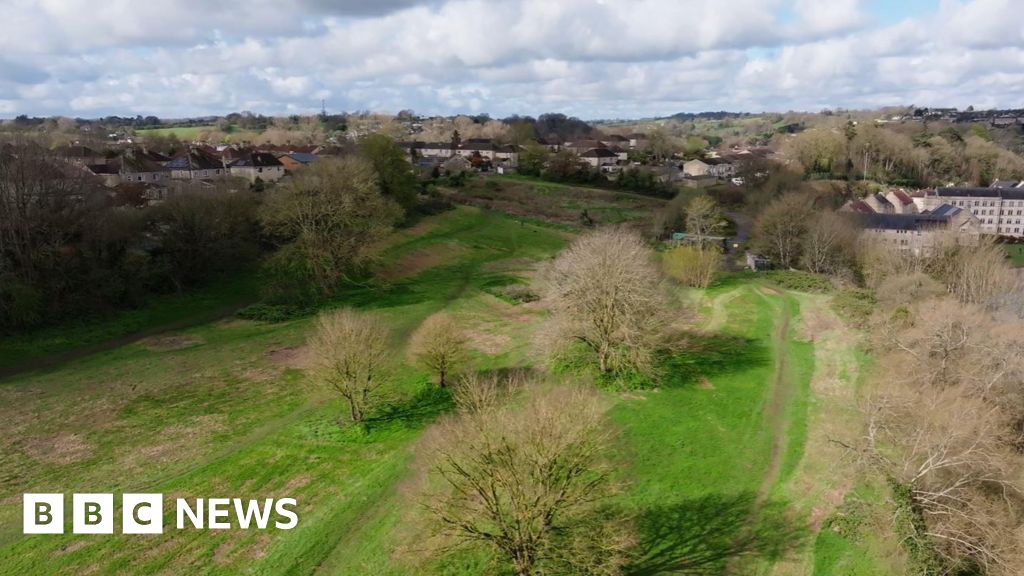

{"left": 934, "top": 186, "right": 1024, "bottom": 200}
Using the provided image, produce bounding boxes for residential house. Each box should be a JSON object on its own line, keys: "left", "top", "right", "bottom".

{"left": 919, "top": 187, "right": 1024, "bottom": 237}
{"left": 864, "top": 193, "right": 895, "bottom": 214}
{"left": 600, "top": 134, "right": 630, "bottom": 148}
{"left": 885, "top": 189, "right": 919, "bottom": 214}
{"left": 627, "top": 133, "right": 648, "bottom": 149}
{"left": 580, "top": 147, "right": 619, "bottom": 169}
{"left": 276, "top": 152, "right": 318, "bottom": 171}
{"left": 682, "top": 158, "right": 735, "bottom": 178}
{"left": 87, "top": 149, "right": 170, "bottom": 187}
{"left": 229, "top": 152, "right": 285, "bottom": 183}
{"left": 164, "top": 147, "right": 226, "bottom": 180}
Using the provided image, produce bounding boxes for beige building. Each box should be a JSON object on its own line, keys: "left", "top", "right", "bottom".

{"left": 919, "top": 186, "right": 1024, "bottom": 237}
{"left": 682, "top": 158, "right": 735, "bottom": 178}
{"left": 228, "top": 152, "right": 285, "bottom": 183}
{"left": 858, "top": 205, "right": 981, "bottom": 256}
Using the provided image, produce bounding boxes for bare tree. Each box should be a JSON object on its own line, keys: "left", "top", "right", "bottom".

{"left": 854, "top": 297, "right": 1024, "bottom": 575}
{"left": 684, "top": 195, "right": 724, "bottom": 244}
{"left": 419, "top": 383, "right": 632, "bottom": 576}
{"left": 752, "top": 192, "right": 815, "bottom": 269}
{"left": 802, "top": 211, "right": 859, "bottom": 275}
{"left": 308, "top": 308, "right": 392, "bottom": 424}
{"left": 540, "top": 228, "right": 668, "bottom": 376}
{"left": 409, "top": 312, "right": 469, "bottom": 387}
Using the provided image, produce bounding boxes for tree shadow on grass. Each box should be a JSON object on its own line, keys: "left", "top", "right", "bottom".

{"left": 660, "top": 332, "right": 771, "bottom": 388}
{"left": 629, "top": 493, "right": 807, "bottom": 575}
{"left": 367, "top": 384, "right": 454, "bottom": 429}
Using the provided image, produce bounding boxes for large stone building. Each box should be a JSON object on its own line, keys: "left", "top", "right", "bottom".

{"left": 919, "top": 185, "right": 1024, "bottom": 237}
{"left": 858, "top": 205, "right": 981, "bottom": 256}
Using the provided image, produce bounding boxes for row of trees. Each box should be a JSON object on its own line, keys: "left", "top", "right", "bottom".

{"left": 0, "top": 135, "right": 421, "bottom": 332}
{"left": 782, "top": 123, "right": 1024, "bottom": 187}
{"left": 0, "top": 146, "right": 261, "bottom": 330}
{"left": 851, "top": 243, "right": 1024, "bottom": 574}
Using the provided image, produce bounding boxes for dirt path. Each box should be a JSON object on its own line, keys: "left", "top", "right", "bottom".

{"left": 704, "top": 287, "right": 743, "bottom": 332}
{"left": 754, "top": 291, "right": 794, "bottom": 505}
{"left": 726, "top": 288, "right": 800, "bottom": 574}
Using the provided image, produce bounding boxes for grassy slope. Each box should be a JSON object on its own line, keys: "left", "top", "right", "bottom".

{"left": 0, "top": 207, "right": 565, "bottom": 576}
{"left": 613, "top": 282, "right": 814, "bottom": 575}
{"left": 1005, "top": 244, "right": 1024, "bottom": 267}
{"left": 0, "top": 273, "right": 261, "bottom": 375}
{"left": 0, "top": 205, "right": 873, "bottom": 575}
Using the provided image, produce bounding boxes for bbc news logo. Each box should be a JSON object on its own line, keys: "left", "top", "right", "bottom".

{"left": 23, "top": 494, "right": 298, "bottom": 534}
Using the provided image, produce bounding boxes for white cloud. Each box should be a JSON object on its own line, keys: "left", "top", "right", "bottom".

{"left": 0, "top": 0, "right": 1022, "bottom": 118}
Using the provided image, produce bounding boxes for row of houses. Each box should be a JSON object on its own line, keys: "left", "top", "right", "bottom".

{"left": 62, "top": 144, "right": 323, "bottom": 187}
{"left": 839, "top": 181, "right": 1024, "bottom": 256}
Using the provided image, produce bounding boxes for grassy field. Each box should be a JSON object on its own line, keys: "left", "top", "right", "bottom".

{"left": 135, "top": 125, "right": 262, "bottom": 142}
{"left": 1005, "top": 244, "right": 1024, "bottom": 267}
{"left": 443, "top": 174, "right": 665, "bottom": 229}
{"left": 0, "top": 205, "right": 878, "bottom": 575}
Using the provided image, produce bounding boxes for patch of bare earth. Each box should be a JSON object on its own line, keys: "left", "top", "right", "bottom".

{"left": 141, "top": 334, "right": 205, "bottom": 352}
{"left": 248, "top": 534, "right": 273, "bottom": 560}
{"left": 23, "top": 432, "right": 94, "bottom": 464}
{"left": 465, "top": 330, "right": 511, "bottom": 355}
{"left": 267, "top": 346, "right": 312, "bottom": 370}
{"left": 380, "top": 242, "right": 468, "bottom": 281}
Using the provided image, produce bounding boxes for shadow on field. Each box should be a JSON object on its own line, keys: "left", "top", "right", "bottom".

{"left": 661, "top": 332, "right": 770, "bottom": 388}
{"left": 628, "top": 493, "right": 807, "bottom": 575}
{"left": 369, "top": 385, "right": 454, "bottom": 428}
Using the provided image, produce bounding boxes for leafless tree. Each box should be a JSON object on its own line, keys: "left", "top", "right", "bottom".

{"left": 685, "top": 195, "right": 724, "bottom": 244}
{"left": 539, "top": 228, "right": 668, "bottom": 377}
{"left": 802, "top": 211, "right": 860, "bottom": 276}
{"left": 419, "top": 383, "right": 632, "bottom": 576}
{"left": 308, "top": 308, "right": 392, "bottom": 424}
{"left": 752, "top": 192, "right": 815, "bottom": 269}
{"left": 409, "top": 312, "right": 469, "bottom": 387}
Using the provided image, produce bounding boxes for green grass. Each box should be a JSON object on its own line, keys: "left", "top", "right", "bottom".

{"left": 612, "top": 285, "right": 815, "bottom": 574}
{"left": 1005, "top": 244, "right": 1024, "bottom": 267}
{"left": 0, "top": 207, "right": 566, "bottom": 576}
{"left": 0, "top": 272, "right": 261, "bottom": 375}
{"left": 0, "top": 206, "right": 865, "bottom": 575}
{"left": 135, "top": 125, "right": 262, "bottom": 142}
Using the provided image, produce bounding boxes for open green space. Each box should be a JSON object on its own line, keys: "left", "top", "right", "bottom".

{"left": 0, "top": 206, "right": 873, "bottom": 575}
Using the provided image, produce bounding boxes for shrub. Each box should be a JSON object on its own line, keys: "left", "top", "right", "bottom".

{"left": 765, "top": 270, "right": 833, "bottom": 293}
{"left": 662, "top": 245, "right": 721, "bottom": 288}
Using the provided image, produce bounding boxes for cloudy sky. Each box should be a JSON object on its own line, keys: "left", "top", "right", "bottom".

{"left": 0, "top": 0, "right": 1022, "bottom": 119}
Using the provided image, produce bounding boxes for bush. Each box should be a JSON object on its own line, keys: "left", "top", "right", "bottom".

{"left": 831, "top": 288, "right": 877, "bottom": 328}
{"left": 662, "top": 245, "right": 721, "bottom": 288}
{"left": 765, "top": 270, "right": 833, "bottom": 293}
{"left": 488, "top": 284, "right": 540, "bottom": 304}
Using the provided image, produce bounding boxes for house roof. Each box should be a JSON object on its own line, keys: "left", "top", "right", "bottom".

{"left": 282, "top": 152, "right": 318, "bottom": 164}
{"left": 601, "top": 135, "right": 629, "bottom": 142}
{"left": 990, "top": 180, "right": 1020, "bottom": 189}
{"left": 873, "top": 193, "right": 894, "bottom": 207}
{"left": 890, "top": 190, "right": 914, "bottom": 205}
{"left": 935, "top": 187, "right": 1024, "bottom": 200}
{"left": 580, "top": 148, "right": 619, "bottom": 158}
{"left": 230, "top": 152, "right": 283, "bottom": 168}
{"left": 929, "top": 204, "right": 964, "bottom": 218}
{"left": 860, "top": 211, "right": 953, "bottom": 231}
{"left": 847, "top": 200, "right": 875, "bottom": 214}
{"left": 165, "top": 147, "right": 223, "bottom": 171}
